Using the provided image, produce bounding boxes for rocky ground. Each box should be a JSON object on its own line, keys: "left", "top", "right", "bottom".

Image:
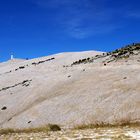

{"left": 0, "top": 126, "right": 140, "bottom": 140}
{"left": 0, "top": 43, "right": 140, "bottom": 130}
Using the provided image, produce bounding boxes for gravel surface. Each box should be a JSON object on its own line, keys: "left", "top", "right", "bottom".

{"left": 0, "top": 127, "right": 140, "bottom": 140}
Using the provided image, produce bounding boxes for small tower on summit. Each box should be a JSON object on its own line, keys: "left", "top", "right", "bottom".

{"left": 11, "top": 54, "right": 14, "bottom": 60}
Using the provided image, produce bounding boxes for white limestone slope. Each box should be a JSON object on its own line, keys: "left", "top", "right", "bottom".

{"left": 0, "top": 50, "right": 140, "bottom": 129}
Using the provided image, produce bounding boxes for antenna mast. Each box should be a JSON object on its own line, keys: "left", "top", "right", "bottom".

{"left": 11, "top": 54, "right": 14, "bottom": 60}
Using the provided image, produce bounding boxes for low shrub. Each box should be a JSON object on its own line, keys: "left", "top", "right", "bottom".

{"left": 1, "top": 106, "right": 7, "bottom": 110}
{"left": 48, "top": 124, "right": 61, "bottom": 131}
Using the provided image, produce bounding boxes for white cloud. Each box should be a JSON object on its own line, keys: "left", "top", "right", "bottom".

{"left": 31, "top": 0, "right": 140, "bottom": 39}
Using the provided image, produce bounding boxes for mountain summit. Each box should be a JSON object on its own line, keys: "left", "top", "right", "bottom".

{"left": 0, "top": 46, "right": 140, "bottom": 130}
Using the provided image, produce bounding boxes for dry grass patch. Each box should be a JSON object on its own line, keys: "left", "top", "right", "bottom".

{"left": 73, "top": 122, "right": 140, "bottom": 130}
{"left": 0, "top": 124, "right": 61, "bottom": 135}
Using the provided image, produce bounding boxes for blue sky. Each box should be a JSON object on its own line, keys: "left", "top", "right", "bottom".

{"left": 0, "top": 0, "right": 140, "bottom": 61}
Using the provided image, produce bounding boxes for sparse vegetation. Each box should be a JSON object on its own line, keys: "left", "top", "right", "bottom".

{"left": 22, "top": 80, "right": 32, "bottom": 87}
{"left": 74, "top": 121, "right": 140, "bottom": 130}
{"left": 0, "top": 57, "right": 55, "bottom": 76}
{"left": 71, "top": 57, "right": 92, "bottom": 66}
{"left": 32, "top": 57, "right": 55, "bottom": 66}
{"left": 19, "top": 66, "right": 25, "bottom": 69}
{"left": 0, "top": 124, "right": 61, "bottom": 135}
{"left": 0, "top": 79, "right": 32, "bottom": 92}
{"left": 71, "top": 43, "right": 140, "bottom": 66}
{"left": 63, "top": 65, "right": 69, "bottom": 68}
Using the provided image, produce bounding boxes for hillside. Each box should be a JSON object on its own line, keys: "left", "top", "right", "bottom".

{"left": 0, "top": 45, "right": 140, "bottom": 130}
